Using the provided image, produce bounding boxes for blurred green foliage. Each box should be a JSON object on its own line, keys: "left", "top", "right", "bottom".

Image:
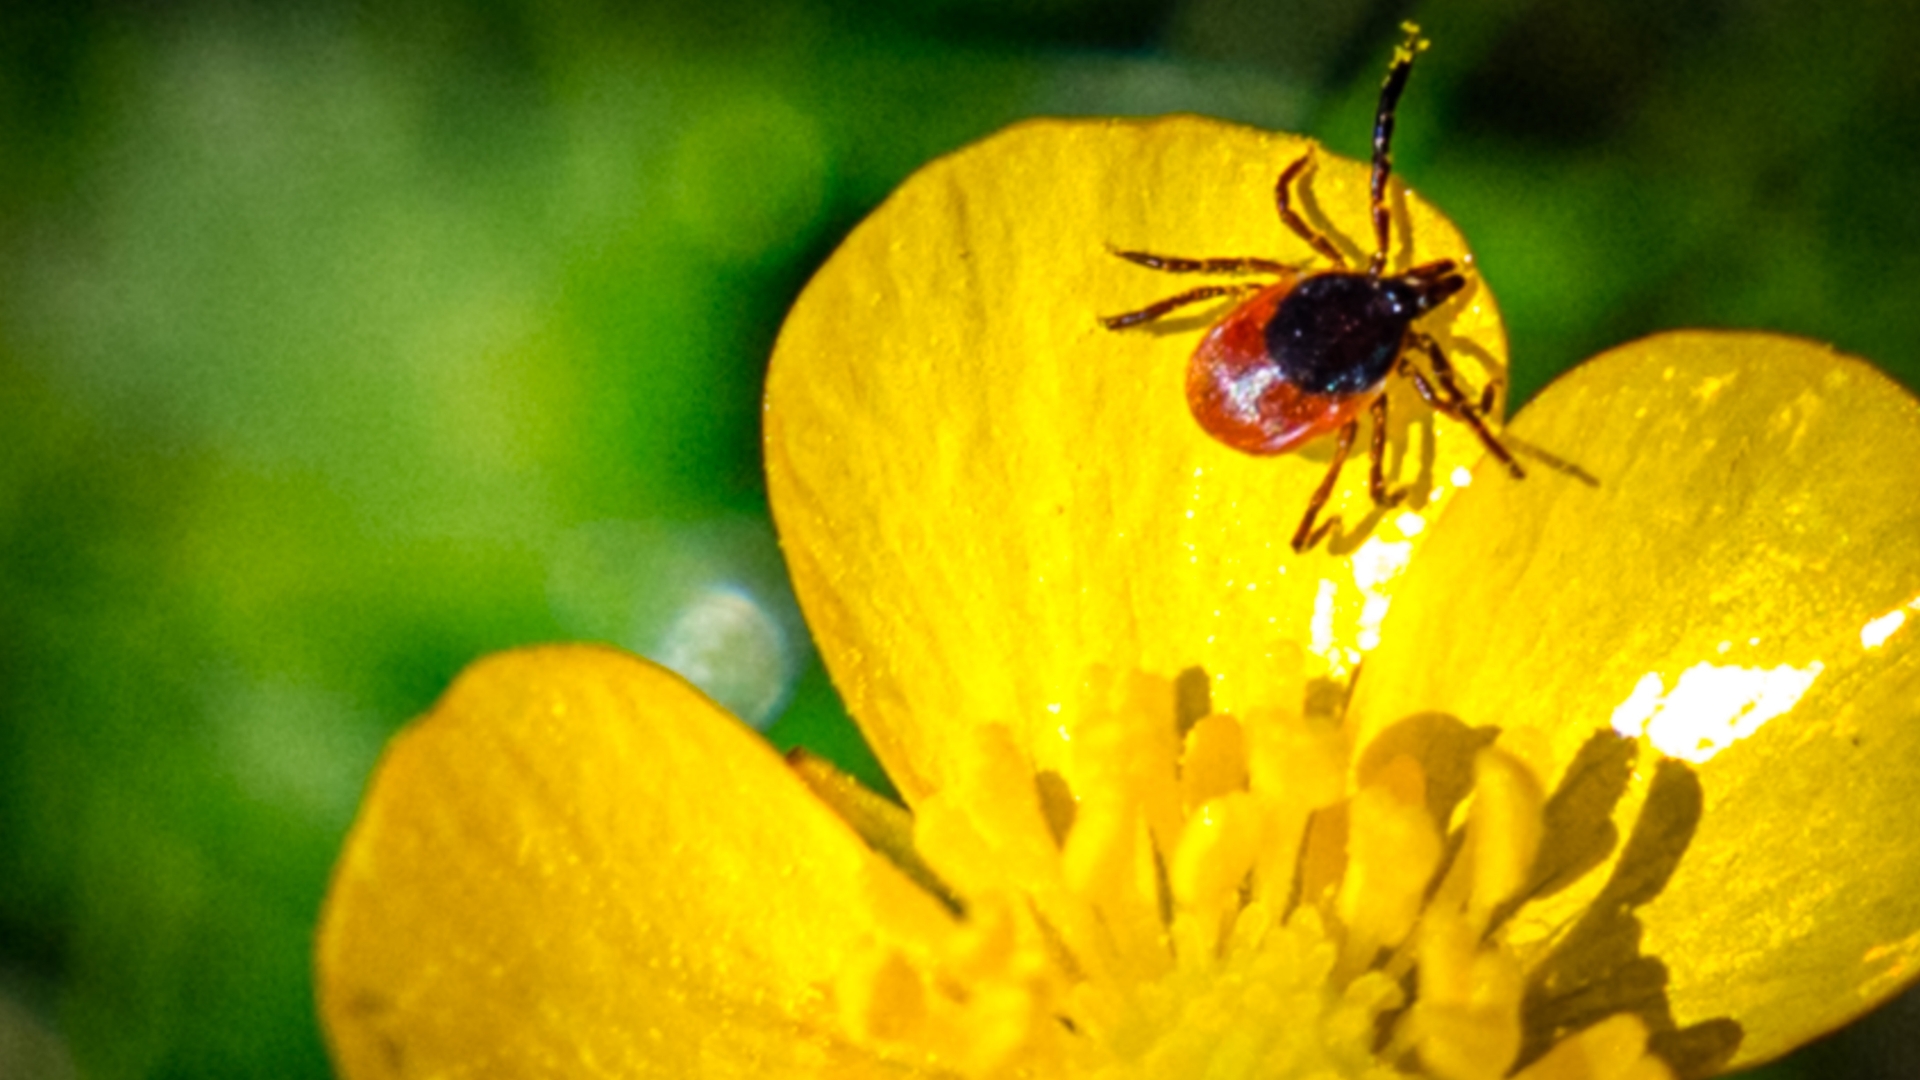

{"left": 0, "top": 0, "right": 1915, "bottom": 1077}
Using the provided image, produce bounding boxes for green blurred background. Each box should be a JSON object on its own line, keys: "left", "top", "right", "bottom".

{"left": 1, "top": 0, "right": 1914, "bottom": 1076}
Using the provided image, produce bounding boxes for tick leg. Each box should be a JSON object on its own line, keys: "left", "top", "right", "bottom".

{"left": 1292, "top": 418, "right": 1359, "bottom": 553}
{"left": 1401, "top": 337, "right": 1525, "bottom": 479}
{"left": 1275, "top": 151, "right": 1349, "bottom": 269}
{"left": 1368, "top": 24, "right": 1427, "bottom": 278}
{"left": 1101, "top": 283, "right": 1263, "bottom": 330}
{"left": 1366, "top": 393, "right": 1407, "bottom": 507}
{"left": 1417, "top": 340, "right": 1519, "bottom": 477}
{"left": 1107, "top": 248, "right": 1294, "bottom": 276}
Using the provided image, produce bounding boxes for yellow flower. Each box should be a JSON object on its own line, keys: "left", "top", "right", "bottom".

{"left": 317, "top": 117, "right": 1920, "bottom": 1080}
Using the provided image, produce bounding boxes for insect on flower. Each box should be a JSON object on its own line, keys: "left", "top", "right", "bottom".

{"left": 1102, "top": 24, "right": 1525, "bottom": 552}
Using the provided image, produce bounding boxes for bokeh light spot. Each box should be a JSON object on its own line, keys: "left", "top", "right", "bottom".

{"left": 547, "top": 518, "right": 807, "bottom": 728}
{"left": 654, "top": 584, "right": 792, "bottom": 726}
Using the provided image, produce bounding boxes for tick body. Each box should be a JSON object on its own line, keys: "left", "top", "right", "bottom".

{"left": 1102, "top": 24, "right": 1523, "bottom": 551}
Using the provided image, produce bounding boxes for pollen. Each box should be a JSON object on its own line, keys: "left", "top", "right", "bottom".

{"left": 829, "top": 662, "right": 1721, "bottom": 1080}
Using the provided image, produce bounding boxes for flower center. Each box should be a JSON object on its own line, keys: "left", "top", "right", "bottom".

{"left": 822, "top": 658, "right": 1733, "bottom": 1080}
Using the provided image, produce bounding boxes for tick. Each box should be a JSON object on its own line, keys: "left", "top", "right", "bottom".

{"left": 1101, "top": 24, "right": 1524, "bottom": 552}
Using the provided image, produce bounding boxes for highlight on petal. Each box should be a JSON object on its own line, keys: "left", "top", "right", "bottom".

{"left": 766, "top": 116, "right": 1510, "bottom": 804}
{"left": 1350, "top": 331, "right": 1920, "bottom": 1069}
{"left": 316, "top": 645, "right": 955, "bottom": 1079}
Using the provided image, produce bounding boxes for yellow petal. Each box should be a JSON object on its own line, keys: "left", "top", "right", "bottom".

{"left": 316, "top": 645, "right": 954, "bottom": 1079}
{"left": 766, "top": 116, "right": 1508, "bottom": 803}
{"left": 1350, "top": 331, "right": 1920, "bottom": 1068}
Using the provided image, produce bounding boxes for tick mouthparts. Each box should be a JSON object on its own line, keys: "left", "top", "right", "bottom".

{"left": 1405, "top": 262, "right": 1466, "bottom": 311}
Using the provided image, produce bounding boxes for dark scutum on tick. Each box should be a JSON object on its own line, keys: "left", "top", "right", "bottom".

{"left": 1101, "top": 23, "right": 1524, "bottom": 552}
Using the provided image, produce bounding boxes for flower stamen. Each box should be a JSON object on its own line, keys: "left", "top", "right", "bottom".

{"left": 818, "top": 661, "right": 1735, "bottom": 1080}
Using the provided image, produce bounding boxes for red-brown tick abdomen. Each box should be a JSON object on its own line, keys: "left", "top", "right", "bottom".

{"left": 1185, "top": 280, "right": 1380, "bottom": 456}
